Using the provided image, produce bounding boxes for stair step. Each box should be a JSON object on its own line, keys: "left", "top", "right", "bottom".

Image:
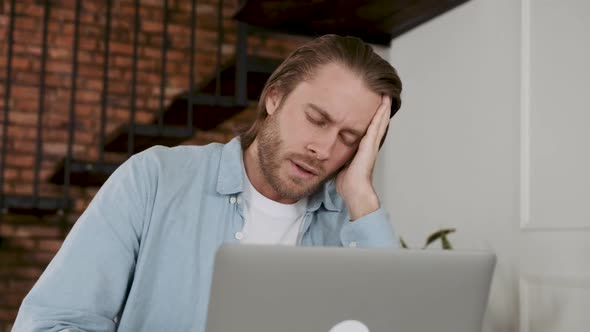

{"left": 235, "top": 0, "right": 471, "bottom": 45}
{"left": 49, "top": 159, "right": 121, "bottom": 186}
{"left": 102, "top": 56, "right": 281, "bottom": 154}
{"left": 2, "top": 194, "right": 72, "bottom": 215}
{"left": 161, "top": 95, "right": 244, "bottom": 130}
{"left": 46, "top": 55, "right": 282, "bottom": 188}
{"left": 160, "top": 56, "right": 281, "bottom": 129}
{"left": 103, "top": 124, "right": 194, "bottom": 153}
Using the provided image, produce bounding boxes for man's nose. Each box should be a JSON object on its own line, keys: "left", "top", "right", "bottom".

{"left": 307, "top": 132, "right": 337, "bottom": 160}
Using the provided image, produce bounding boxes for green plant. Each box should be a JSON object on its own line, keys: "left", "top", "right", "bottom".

{"left": 400, "top": 228, "right": 456, "bottom": 250}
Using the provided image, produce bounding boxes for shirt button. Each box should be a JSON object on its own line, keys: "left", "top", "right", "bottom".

{"left": 349, "top": 241, "right": 358, "bottom": 248}
{"left": 230, "top": 196, "right": 237, "bottom": 204}
{"left": 234, "top": 232, "right": 245, "bottom": 240}
{"left": 236, "top": 196, "right": 242, "bottom": 204}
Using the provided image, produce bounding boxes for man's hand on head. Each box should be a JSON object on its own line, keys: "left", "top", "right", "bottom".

{"left": 335, "top": 95, "right": 391, "bottom": 221}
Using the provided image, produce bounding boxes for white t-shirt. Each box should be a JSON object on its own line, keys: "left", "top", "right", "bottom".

{"left": 239, "top": 169, "right": 308, "bottom": 245}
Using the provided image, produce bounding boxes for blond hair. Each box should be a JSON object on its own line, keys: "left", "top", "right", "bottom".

{"left": 240, "top": 34, "right": 402, "bottom": 150}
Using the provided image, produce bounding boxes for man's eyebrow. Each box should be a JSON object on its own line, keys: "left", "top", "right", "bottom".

{"left": 307, "top": 103, "right": 334, "bottom": 123}
{"left": 307, "top": 103, "right": 364, "bottom": 138}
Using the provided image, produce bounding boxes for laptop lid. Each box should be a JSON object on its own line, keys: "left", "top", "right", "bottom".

{"left": 206, "top": 244, "right": 495, "bottom": 332}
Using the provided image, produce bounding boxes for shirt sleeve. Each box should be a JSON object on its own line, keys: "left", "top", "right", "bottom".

{"left": 12, "top": 151, "right": 156, "bottom": 332}
{"left": 339, "top": 207, "right": 400, "bottom": 249}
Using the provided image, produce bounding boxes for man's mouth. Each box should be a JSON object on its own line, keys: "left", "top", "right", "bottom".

{"left": 290, "top": 160, "right": 320, "bottom": 177}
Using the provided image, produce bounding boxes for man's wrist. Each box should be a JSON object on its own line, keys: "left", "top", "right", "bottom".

{"left": 343, "top": 187, "right": 380, "bottom": 221}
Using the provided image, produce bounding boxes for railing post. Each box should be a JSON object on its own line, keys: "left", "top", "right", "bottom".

{"left": 0, "top": 0, "right": 16, "bottom": 210}
{"left": 128, "top": 0, "right": 141, "bottom": 157}
{"left": 235, "top": 22, "right": 248, "bottom": 106}
{"left": 0, "top": 0, "right": 17, "bottom": 240}
{"left": 158, "top": 0, "right": 170, "bottom": 132}
{"left": 33, "top": 0, "right": 52, "bottom": 210}
{"left": 63, "top": 0, "right": 83, "bottom": 214}
{"left": 99, "top": 0, "right": 113, "bottom": 163}
{"left": 214, "top": 0, "right": 225, "bottom": 102}
{"left": 187, "top": 0, "right": 199, "bottom": 129}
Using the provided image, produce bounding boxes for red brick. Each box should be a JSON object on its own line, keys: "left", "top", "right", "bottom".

{"left": 110, "top": 42, "right": 133, "bottom": 55}
{"left": 113, "top": 55, "right": 132, "bottom": 67}
{"left": 81, "top": 2, "right": 101, "bottom": 12}
{"left": 0, "top": 292, "right": 25, "bottom": 307}
{"left": 0, "top": 238, "right": 37, "bottom": 251}
{"left": 13, "top": 30, "right": 41, "bottom": 46}
{"left": 52, "top": 35, "right": 73, "bottom": 48}
{"left": 46, "top": 142, "right": 86, "bottom": 156}
{"left": 2, "top": 168, "right": 18, "bottom": 181}
{"left": 79, "top": 78, "right": 103, "bottom": 91}
{"left": 12, "top": 43, "right": 42, "bottom": 56}
{"left": 14, "top": 3, "right": 44, "bottom": 17}
{"left": 78, "top": 51, "right": 101, "bottom": 65}
{"left": 166, "top": 50, "right": 188, "bottom": 61}
{"left": 11, "top": 58, "right": 33, "bottom": 71}
{"left": 137, "top": 58, "right": 160, "bottom": 72}
{"left": 13, "top": 16, "right": 38, "bottom": 32}
{"left": 0, "top": 224, "right": 61, "bottom": 238}
{"left": 13, "top": 72, "right": 42, "bottom": 86}
{"left": 42, "top": 130, "right": 67, "bottom": 141}
{"left": 38, "top": 239, "right": 63, "bottom": 253}
{"left": 46, "top": 60, "right": 72, "bottom": 74}
{"left": 18, "top": 169, "right": 34, "bottom": 183}
{"left": 73, "top": 103, "right": 100, "bottom": 117}
{"left": 168, "top": 24, "right": 190, "bottom": 35}
{"left": 48, "top": 47, "right": 72, "bottom": 61}
{"left": 48, "top": 21, "right": 74, "bottom": 36}
{"left": 7, "top": 280, "right": 36, "bottom": 293}
{"left": 79, "top": 39, "right": 99, "bottom": 51}
{"left": 45, "top": 72, "right": 71, "bottom": 88}
{"left": 4, "top": 128, "right": 33, "bottom": 141}
{"left": 142, "top": 20, "right": 163, "bottom": 33}
{"left": 0, "top": 280, "right": 9, "bottom": 294}
{"left": 5, "top": 154, "right": 34, "bottom": 168}
{"left": 50, "top": 8, "right": 75, "bottom": 21}
{"left": 0, "top": 266, "right": 43, "bottom": 279}
{"left": 10, "top": 140, "right": 36, "bottom": 154}
{"left": 141, "top": 46, "right": 160, "bottom": 58}
{"left": 76, "top": 90, "right": 101, "bottom": 103}
{"left": 12, "top": 86, "right": 40, "bottom": 103}
{"left": 71, "top": 129, "right": 95, "bottom": 145}
{"left": 21, "top": 252, "right": 56, "bottom": 266}
{"left": 0, "top": 252, "right": 22, "bottom": 265}
{"left": 102, "top": 82, "right": 125, "bottom": 96}
{"left": 0, "top": 308, "right": 17, "bottom": 321}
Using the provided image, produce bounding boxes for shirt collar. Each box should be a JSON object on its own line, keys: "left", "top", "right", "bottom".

{"left": 215, "top": 136, "right": 342, "bottom": 213}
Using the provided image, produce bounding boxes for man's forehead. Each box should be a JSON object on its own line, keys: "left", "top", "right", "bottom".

{"left": 294, "top": 68, "right": 381, "bottom": 127}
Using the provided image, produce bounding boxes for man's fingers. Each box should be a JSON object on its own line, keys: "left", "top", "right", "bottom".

{"left": 374, "top": 96, "right": 391, "bottom": 146}
{"left": 360, "top": 95, "right": 391, "bottom": 153}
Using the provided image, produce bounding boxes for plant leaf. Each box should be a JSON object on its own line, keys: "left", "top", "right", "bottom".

{"left": 424, "top": 228, "right": 456, "bottom": 248}
{"left": 400, "top": 237, "right": 408, "bottom": 249}
{"left": 441, "top": 235, "right": 453, "bottom": 250}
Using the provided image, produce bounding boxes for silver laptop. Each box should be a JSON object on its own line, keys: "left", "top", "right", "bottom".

{"left": 205, "top": 244, "right": 495, "bottom": 332}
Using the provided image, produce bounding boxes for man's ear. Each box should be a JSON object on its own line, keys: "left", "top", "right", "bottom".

{"left": 265, "top": 88, "right": 281, "bottom": 116}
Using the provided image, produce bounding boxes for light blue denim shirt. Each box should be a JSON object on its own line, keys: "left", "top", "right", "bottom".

{"left": 13, "top": 137, "right": 399, "bottom": 332}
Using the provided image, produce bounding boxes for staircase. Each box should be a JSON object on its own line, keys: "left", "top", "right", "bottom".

{"left": 0, "top": 0, "right": 471, "bottom": 216}
{"left": 48, "top": 55, "right": 280, "bottom": 187}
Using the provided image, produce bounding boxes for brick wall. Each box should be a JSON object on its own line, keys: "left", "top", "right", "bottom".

{"left": 0, "top": 0, "right": 307, "bottom": 329}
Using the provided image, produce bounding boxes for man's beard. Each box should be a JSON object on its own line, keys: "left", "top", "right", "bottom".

{"left": 256, "top": 114, "right": 332, "bottom": 202}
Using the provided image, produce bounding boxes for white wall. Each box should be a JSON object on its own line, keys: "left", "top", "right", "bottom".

{"left": 375, "top": 0, "right": 522, "bottom": 330}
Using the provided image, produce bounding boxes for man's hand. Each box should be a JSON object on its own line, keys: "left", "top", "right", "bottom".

{"left": 335, "top": 95, "right": 391, "bottom": 221}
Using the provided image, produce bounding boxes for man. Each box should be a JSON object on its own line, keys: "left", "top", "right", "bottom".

{"left": 13, "top": 34, "right": 402, "bottom": 331}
